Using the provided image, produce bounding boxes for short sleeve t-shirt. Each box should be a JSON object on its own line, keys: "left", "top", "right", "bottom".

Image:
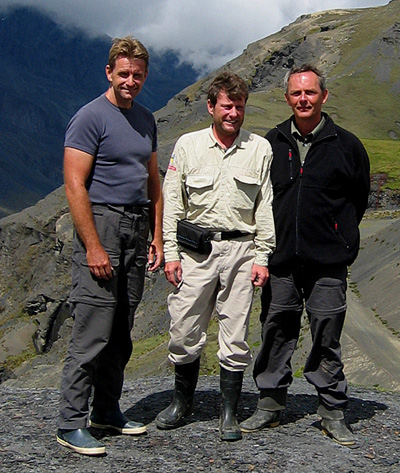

{"left": 64, "top": 94, "right": 157, "bottom": 205}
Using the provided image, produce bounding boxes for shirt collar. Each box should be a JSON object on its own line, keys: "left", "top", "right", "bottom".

{"left": 207, "top": 126, "right": 246, "bottom": 150}
{"left": 291, "top": 116, "right": 326, "bottom": 143}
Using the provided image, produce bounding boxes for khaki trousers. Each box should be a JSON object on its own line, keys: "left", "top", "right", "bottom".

{"left": 168, "top": 238, "right": 255, "bottom": 371}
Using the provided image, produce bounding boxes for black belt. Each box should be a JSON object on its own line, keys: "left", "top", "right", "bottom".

{"left": 91, "top": 204, "right": 148, "bottom": 214}
{"left": 210, "top": 230, "right": 252, "bottom": 241}
{"left": 122, "top": 204, "right": 148, "bottom": 212}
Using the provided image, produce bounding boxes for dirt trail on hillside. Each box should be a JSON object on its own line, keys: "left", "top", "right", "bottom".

{"left": 342, "top": 215, "right": 400, "bottom": 391}
{"left": 343, "top": 291, "right": 400, "bottom": 390}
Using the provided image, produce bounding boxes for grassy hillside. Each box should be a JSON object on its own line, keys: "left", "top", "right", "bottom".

{"left": 362, "top": 139, "right": 400, "bottom": 189}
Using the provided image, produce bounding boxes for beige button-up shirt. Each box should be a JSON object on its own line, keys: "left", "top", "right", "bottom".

{"left": 163, "top": 127, "right": 275, "bottom": 266}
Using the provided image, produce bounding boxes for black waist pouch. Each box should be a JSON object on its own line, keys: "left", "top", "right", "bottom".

{"left": 177, "top": 219, "right": 212, "bottom": 254}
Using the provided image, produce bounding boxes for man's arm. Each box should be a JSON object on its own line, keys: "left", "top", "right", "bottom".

{"left": 250, "top": 140, "right": 276, "bottom": 287}
{"left": 253, "top": 141, "right": 276, "bottom": 276}
{"left": 64, "top": 146, "right": 113, "bottom": 280}
{"left": 147, "top": 151, "right": 164, "bottom": 271}
{"left": 162, "top": 139, "right": 187, "bottom": 286}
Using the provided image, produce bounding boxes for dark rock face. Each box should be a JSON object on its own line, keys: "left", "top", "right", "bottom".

{"left": 0, "top": 376, "right": 398, "bottom": 472}
{"left": 369, "top": 174, "right": 400, "bottom": 210}
{"left": 0, "top": 188, "right": 72, "bottom": 381}
{"left": 0, "top": 187, "right": 172, "bottom": 385}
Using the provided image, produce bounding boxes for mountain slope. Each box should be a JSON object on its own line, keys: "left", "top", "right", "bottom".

{"left": 0, "top": 1, "right": 400, "bottom": 389}
{"left": 154, "top": 0, "right": 400, "bottom": 170}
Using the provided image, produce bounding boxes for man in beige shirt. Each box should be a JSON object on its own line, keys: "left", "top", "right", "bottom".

{"left": 157, "top": 72, "right": 275, "bottom": 441}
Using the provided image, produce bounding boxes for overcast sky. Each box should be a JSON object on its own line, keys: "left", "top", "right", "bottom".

{"left": 0, "top": 0, "right": 391, "bottom": 72}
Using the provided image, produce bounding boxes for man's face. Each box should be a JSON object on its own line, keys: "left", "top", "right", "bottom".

{"left": 105, "top": 56, "right": 148, "bottom": 108}
{"left": 285, "top": 71, "right": 328, "bottom": 124}
{"left": 207, "top": 90, "right": 246, "bottom": 138}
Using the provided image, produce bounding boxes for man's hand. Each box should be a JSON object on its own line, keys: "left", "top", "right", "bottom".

{"left": 164, "top": 260, "right": 182, "bottom": 287}
{"left": 251, "top": 264, "right": 269, "bottom": 287}
{"left": 86, "top": 245, "right": 114, "bottom": 280}
{"left": 148, "top": 238, "right": 164, "bottom": 272}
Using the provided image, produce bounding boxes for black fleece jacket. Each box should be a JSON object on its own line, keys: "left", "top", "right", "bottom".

{"left": 266, "top": 113, "right": 370, "bottom": 268}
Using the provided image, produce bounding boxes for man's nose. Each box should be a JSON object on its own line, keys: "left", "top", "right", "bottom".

{"left": 299, "top": 92, "right": 307, "bottom": 101}
{"left": 126, "top": 75, "right": 134, "bottom": 86}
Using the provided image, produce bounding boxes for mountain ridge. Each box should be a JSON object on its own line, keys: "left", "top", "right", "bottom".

{"left": 154, "top": 0, "right": 400, "bottom": 170}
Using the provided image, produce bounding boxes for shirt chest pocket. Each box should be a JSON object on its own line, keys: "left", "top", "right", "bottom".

{"left": 232, "top": 172, "right": 261, "bottom": 210}
{"left": 185, "top": 174, "right": 214, "bottom": 208}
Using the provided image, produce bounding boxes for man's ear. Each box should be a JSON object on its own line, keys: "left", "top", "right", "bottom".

{"left": 284, "top": 93, "right": 290, "bottom": 107}
{"left": 207, "top": 99, "right": 214, "bottom": 117}
{"left": 322, "top": 88, "right": 329, "bottom": 104}
{"left": 105, "top": 64, "right": 112, "bottom": 82}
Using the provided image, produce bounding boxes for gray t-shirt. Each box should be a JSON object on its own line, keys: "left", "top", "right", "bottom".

{"left": 65, "top": 94, "right": 157, "bottom": 205}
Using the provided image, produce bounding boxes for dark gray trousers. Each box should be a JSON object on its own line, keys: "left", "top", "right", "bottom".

{"left": 58, "top": 205, "right": 149, "bottom": 429}
{"left": 253, "top": 263, "right": 349, "bottom": 410}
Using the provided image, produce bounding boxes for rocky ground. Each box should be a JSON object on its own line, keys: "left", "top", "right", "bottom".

{"left": 0, "top": 376, "right": 399, "bottom": 473}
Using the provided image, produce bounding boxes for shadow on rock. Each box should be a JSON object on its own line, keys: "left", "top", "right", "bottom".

{"left": 125, "top": 389, "right": 221, "bottom": 425}
{"left": 347, "top": 396, "right": 388, "bottom": 423}
{"left": 124, "top": 388, "right": 388, "bottom": 428}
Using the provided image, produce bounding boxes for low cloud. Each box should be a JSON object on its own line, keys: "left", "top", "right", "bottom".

{"left": 0, "top": 0, "right": 390, "bottom": 72}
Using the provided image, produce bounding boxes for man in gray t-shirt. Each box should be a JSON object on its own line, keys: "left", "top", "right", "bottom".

{"left": 56, "top": 36, "right": 163, "bottom": 456}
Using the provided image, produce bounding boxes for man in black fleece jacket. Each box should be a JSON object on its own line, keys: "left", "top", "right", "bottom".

{"left": 241, "top": 64, "right": 370, "bottom": 446}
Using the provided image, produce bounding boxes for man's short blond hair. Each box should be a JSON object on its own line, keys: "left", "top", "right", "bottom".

{"left": 108, "top": 36, "right": 149, "bottom": 71}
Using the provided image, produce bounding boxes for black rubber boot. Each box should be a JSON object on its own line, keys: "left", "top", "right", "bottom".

{"left": 318, "top": 404, "right": 355, "bottom": 446}
{"left": 155, "top": 358, "right": 200, "bottom": 429}
{"left": 240, "top": 408, "right": 281, "bottom": 432}
{"left": 219, "top": 367, "right": 244, "bottom": 441}
{"left": 240, "top": 388, "right": 285, "bottom": 432}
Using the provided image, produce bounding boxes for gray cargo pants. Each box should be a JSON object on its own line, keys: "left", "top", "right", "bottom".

{"left": 253, "top": 263, "right": 349, "bottom": 411}
{"left": 58, "top": 204, "right": 149, "bottom": 429}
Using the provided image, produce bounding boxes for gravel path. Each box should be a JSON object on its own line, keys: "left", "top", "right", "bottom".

{"left": 0, "top": 376, "right": 399, "bottom": 473}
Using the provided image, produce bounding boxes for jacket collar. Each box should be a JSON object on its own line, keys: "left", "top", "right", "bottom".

{"left": 276, "top": 112, "right": 337, "bottom": 144}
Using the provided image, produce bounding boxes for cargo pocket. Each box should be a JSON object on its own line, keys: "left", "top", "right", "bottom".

{"left": 70, "top": 249, "right": 119, "bottom": 307}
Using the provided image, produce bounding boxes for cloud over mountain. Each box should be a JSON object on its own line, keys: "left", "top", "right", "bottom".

{"left": 0, "top": 0, "right": 390, "bottom": 73}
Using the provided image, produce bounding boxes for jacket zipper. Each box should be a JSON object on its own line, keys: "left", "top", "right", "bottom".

{"left": 334, "top": 220, "right": 350, "bottom": 249}
{"left": 295, "top": 158, "right": 304, "bottom": 255}
{"left": 277, "top": 125, "right": 337, "bottom": 257}
{"left": 289, "top": 148, "right": 293, "bottom": 180}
